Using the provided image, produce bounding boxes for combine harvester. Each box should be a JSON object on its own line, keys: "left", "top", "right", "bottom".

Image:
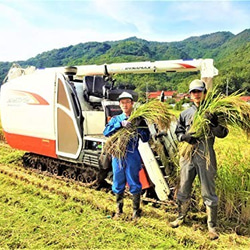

{"left": 0, "top": 59, "right": 218, "bottom": 201}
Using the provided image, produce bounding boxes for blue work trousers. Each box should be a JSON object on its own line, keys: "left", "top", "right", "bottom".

{"left": 112, "top": 150, "right": 142, "bottom": 195}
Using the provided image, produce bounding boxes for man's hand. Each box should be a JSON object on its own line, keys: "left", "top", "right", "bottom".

{"left": 121, "top": 120, "right": 132, "bottom": 129}
{"left": 133, "top": 117, "right": 147, "bottom": 127}
{"left": 154, "top": 131, "right": 167, "bottom": 140}
{"left": 205, "top": 112, "right": 218, "bottom": 127}
{"left": 181, "top": 132, "right": 199, "bottom": 145}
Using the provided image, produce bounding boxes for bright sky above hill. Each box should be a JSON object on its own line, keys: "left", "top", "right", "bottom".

{"left": 0, "top": 0, "right": 249, "bottom": 62}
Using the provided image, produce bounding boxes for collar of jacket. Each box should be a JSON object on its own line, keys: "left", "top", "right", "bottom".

{"left": 121, "top": 112, "right": 130, "bottom": 120}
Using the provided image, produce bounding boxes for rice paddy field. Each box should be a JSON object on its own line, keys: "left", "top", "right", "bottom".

{"left": 0, "top": 115, "right": 250, "bottom": 249}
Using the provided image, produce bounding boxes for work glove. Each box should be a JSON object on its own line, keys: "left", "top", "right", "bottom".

{"left": 205, "top": 112, "right": 218, "bottom": 127}
{"left": 133, "top": 117, "right": 143, "bottom": 126}
{"left": 154, "top": 131, "right": 167, "bottom": 140}
{"left": 181, "top": 132, "right": 199, "bottom": 145}
{"left": 133, "top": 117, "right": 147, "bottom": 127}
{"left": 121, "top": 120, "right": 132, "bottom": 129}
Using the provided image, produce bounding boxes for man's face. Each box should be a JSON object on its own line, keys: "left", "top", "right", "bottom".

{"left": 119, "top": 98, "right": 133, "bottom": 115}
{"left": 190, "top": 89, "right": 206, "bottom": 106}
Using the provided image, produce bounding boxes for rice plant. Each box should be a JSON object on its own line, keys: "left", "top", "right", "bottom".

{"left": 179, "top": 89, "right": 250, "bottom": 160}
{"left": 103, "top": 100, "right": 175, "bottom": 159}
{"left": 215, "top": 133, "right": 250, "bottom": 224}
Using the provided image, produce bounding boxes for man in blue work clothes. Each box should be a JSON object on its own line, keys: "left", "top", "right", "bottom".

{"left": 170, "top": 80, "right": 228, "bottom": 240}
{"left": 103, "top": 92, "right": 150, "bottom": 220}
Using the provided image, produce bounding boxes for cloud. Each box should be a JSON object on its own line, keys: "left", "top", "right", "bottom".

{"left": 0, "top": 0, "right": 249, "bottom": 61}
{"left": 0, "top": 3, "right": 30, "bottom": 29}
{"left": 0, "top": 0, "right": 156, "bottom": 61}
{"left": 91, "top": 0, "right": 155, "bottom": 34}
{"left": 166, "top": 1, "right": 250, "bottom": 33}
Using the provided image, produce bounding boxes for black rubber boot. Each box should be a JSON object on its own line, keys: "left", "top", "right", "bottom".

{"left": 132, "top": 193, "right": 141, "bottom": 220}
{"left": 170, "top": 200, "right": 190, "bottom": 228}
{"left": 207, "top": 205, "right": 219, "bottom": 240}
{"left": 113, "top": 193, "right": 124, "bottom": 219}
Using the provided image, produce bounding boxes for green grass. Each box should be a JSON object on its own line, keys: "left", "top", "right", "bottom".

{"left": 0, "top": 115, "right": 250, "bottom": 249}
{"left": 0, "top": 143, "right": 250, "bottom": 249}
{"left": 0, "top": 163, "right": 192, "bottom": 249}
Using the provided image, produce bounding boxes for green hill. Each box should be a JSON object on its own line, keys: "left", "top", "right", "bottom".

{"left": 1, "top": 29, "right": 250, "bottom": 94}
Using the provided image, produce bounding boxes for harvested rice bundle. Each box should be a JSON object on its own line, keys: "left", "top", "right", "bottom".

{"left": 180, "top": 89, "right": 250, "bottom": 159}
{"left": 103, "top": 100, "right": 174, "bottom": 159}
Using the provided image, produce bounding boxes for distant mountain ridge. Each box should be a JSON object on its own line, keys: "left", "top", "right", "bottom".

{"left": 0, "top": 29, "right": 249, "bottom": 94}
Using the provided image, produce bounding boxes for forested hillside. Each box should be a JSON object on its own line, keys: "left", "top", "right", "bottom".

{"left": 1, "top": 29, "right": 249, "bottom": 95}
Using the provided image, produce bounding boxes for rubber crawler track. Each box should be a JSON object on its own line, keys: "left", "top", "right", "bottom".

{"left": 20, "top": 153, "right": 176, "bottom": 207}
{"left": 22, "top": 152, "right": 110, "bottom": 189}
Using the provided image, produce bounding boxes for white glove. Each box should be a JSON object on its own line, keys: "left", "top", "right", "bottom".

{"left": 121, "top": 120, "right": 132, "bottom": 128}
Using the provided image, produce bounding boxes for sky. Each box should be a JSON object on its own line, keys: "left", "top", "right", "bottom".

{"left": 0, "top": 0, "right": 249, "bottom": 62}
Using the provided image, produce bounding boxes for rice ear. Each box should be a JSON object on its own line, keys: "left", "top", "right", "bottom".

{"left": 179, "top": 88, "right": 250, "bottom": 160}
{"left": 103, "top": 100, "right": 174, "bottom": 159}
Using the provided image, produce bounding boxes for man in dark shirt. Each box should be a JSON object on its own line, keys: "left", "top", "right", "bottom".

{"left": 170, "top": 79, "right": 228, "bottom": 240}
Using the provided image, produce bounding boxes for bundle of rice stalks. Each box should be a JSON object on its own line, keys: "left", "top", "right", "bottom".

{"left": 103, "top": 100, "right": 174, "bottom": 159}
{"left": 180, "top": 89, "right": 250, "bottom": 159}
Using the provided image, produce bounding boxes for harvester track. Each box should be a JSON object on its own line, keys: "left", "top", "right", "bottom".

{"left": 22, "top": 152, "right": 109, "bottom": 189}
{"left": 23, "top": 153, "right": 175, "bottom": 206}
{"left": 0, "top": 142, "right": 175, "bottom": 207}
